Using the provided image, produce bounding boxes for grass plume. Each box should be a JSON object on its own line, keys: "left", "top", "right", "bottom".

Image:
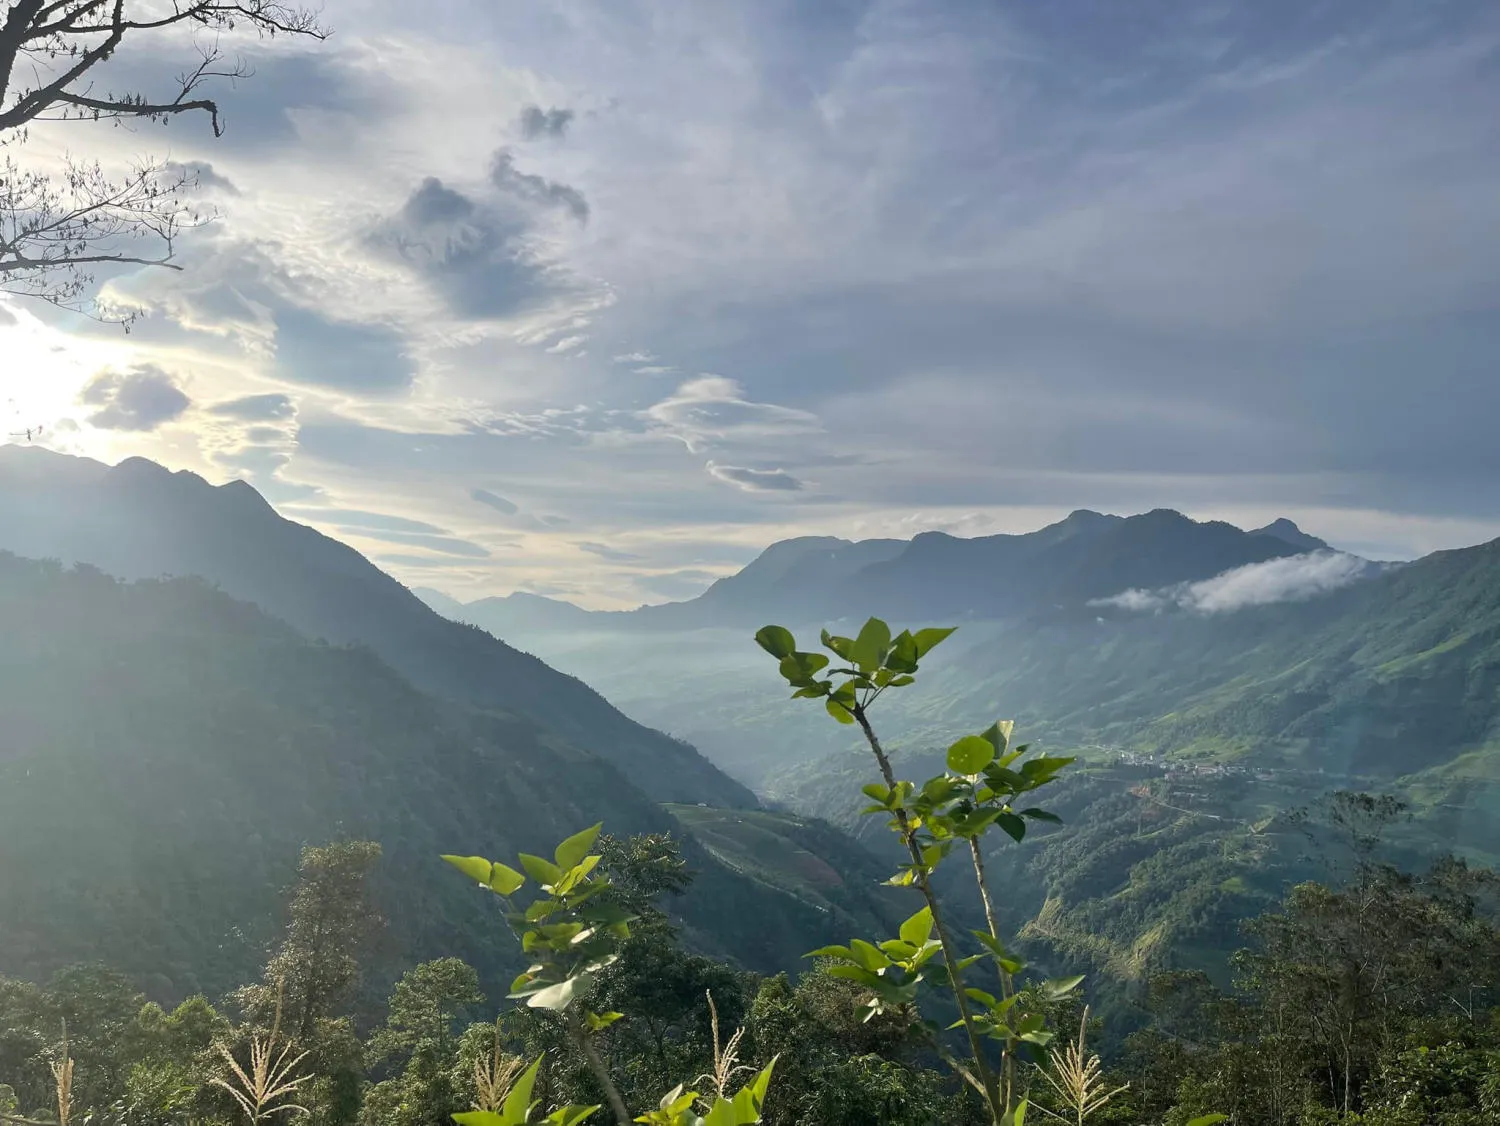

{"left": 1035, "top": 1007, "right": 1128, "bottom": 1125}
{"left": 210, "top": 988, "right": 312, "bottom": 1124}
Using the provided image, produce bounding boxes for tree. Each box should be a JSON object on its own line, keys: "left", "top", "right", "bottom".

{"left": 236, "top": 841, "right": 382, "bottom": 1126}
{"left": 362, "top": 959, "right": 484, "bottom": 1126}
{"left": 0, "top": 0, "right": 326, "bottom": 314}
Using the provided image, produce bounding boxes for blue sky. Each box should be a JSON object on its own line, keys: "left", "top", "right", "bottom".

{"left": 3, "top": 0, "right": 1499, "bottom": 606}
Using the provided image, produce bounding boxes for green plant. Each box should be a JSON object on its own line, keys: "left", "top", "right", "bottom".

{"left": 444, "top": 824, "right": 776, "bottom": 1126}
{"left": 755, "top": 617, "right": 1081, "bottom": 1125}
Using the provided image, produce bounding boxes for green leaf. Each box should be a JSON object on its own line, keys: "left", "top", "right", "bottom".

{"left": 912, "top": 626, "right": 956, "bottom": 657}
{"left": 730, "top": 1058, "right": 776, "bottom": 1120}
{"left": 554, "top": 823, "right": 604, "bottom": 872}
{"left": 542, "top": 1107, "right": 600, "bottom": 1126}
{"left": 826, "top": 698, "right": 855, "bottom": 724}
{"left": 1185, "top": 1117, "right": 1228, "bottom": 1126}
{"left": 754, "top": 625, "right": 797, "bottom": 659}
{"left": 1009, "top": 1098, "right": 1029, "bottom": 1126}
{"left": 524, "top": 973, "right": 591, "bottom": 1011}
{"left": 487, "top": 862, "right": 526, "bottom": 896}
{"left": 849, "top": 617, "right": 891, "bottom": 672}
{"left": 518, "top": 853, "right": 563, "bottom": 886}
{"left": 585, "top": 1010, "right": 623, "bottom": 1031}
{"left": 848, "top": 938, "right": 891, "bottom": 970}
{"left": 778, "top": 651, "right": 830, "bottom": 685}
{"left": 885, "top": 630, "right": 919, "bottom": 672}
{"left": 503, "top": 1055, "right": 543, "bottom": 1123}
{"left": 899, "top": 906, "right": 934, "bottom": 948}
{"left": 947, "top": 735, "right": 996, "bottom": 775}
{"left": 441, "top": 855, "right": 494, "bottom": 886}
{"left": 452, "top": 1113, "right": 505, "bottom": 1126}
{"left": 980, "top": 720, "right": 1014, "bottom": 755}
{"left": 1019, "top": 807, "right": 1062, "bottom": 824}
{"left": 1041, "top": 974, "right": 1085, "bottom": 1000}
{"left": 861, "top": 783, "right": 892, "bottom": 804}
{"left": 805, "top": 944, "right": 854, "bottom": 962}
{"left": 996, "top": 812, "right": 1027, "bottom": 842}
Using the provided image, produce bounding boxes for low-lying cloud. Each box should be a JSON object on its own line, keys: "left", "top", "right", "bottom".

{"left": 1093, "top": 550, "right": 1376, "bottom": 615}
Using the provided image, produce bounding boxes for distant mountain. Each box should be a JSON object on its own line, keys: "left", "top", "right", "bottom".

{"left": 0, "top": 447, "right": 752, "bottom": 809}
{"left": 432, "top": 508, "right": 1322, "bottom": 637}
{"left": 0, "top": 554, "right": 903, "bottom": 1000}
{"left": 1250, "top": 518, "right": 1329, "bottom": 553}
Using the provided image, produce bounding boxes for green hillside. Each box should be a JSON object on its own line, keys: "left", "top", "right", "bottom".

{"left": 0, "top": 554, "right": 890, "bottom": 1002}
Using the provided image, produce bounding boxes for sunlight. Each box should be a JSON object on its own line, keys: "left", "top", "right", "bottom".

{"left": 0, "top": 299, "right": 129, "bottom": 452}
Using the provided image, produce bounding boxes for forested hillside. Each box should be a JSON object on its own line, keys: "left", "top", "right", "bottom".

{"left": 0, "top": 554, "right": 903, "bottom": 1002}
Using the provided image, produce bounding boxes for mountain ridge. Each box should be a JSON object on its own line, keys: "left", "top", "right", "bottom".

{"left": 0, "top": 446, "right": 753, "bottom": 809}
{"left": 424, "top": 506, "right": 1340, "bottom": 636}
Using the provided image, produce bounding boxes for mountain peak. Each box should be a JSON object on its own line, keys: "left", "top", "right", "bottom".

{"left": 1250, "top": 518, "right": 1329, "bottom": 553}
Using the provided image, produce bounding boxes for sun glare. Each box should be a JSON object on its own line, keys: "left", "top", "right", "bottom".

{"left": 0, "top": 300, "right": 130, "bottom": 453}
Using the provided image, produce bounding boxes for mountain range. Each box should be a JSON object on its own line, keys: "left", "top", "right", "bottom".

{"left": 4, "top": 445, "right": 1497, "bottom": 1011}
{"left": 417, "top": 507, "right": 1332, "bottom": 636}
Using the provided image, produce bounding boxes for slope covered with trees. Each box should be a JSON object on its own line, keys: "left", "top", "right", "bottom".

{"left": 0, "top": 554, "right": 902, "bottom": 1002}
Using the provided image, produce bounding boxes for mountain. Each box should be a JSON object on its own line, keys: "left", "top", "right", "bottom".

{"left": 0, "top": 447, "right": 752, "bottom": 809}
{"left": 1250, "top": 517, "right": 1329, "bottom": 553}
{"left": 0, "top": 553, "right": 906, "bottom": 1001}
{"left": 434, "top": 507, "right": 1316, "bottom": 638}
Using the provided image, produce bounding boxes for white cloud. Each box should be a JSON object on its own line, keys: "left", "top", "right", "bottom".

{"left": 706, "top": 462, "right": 804, "bottom": 492}
{"left": 1094, "top": 550, "right": 1378, "bottom": 615}
{"left": 642, "top": 376, "right": 819, "bottom": 453}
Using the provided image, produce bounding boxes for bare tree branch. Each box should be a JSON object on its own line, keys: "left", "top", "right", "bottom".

{"left": 0, "top": 0, "right": 327, "bottom": 316}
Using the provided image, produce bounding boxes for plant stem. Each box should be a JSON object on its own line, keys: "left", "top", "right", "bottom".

{"left": 969, "top": 836, "right": 1018, "bottom": 1111}
{"left": 853, "top": 705, "right": 1005, "bottom": 1121}
{"left": 570, "top": 1012, "right": 631, "bottom": 1126}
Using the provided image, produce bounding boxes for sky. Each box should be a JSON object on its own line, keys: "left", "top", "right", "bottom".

{"left": 3, "top": 0, "right": 1500, "bottom": 608}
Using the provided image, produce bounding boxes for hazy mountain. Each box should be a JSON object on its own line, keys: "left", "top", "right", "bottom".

{"left": 432, "top": 507, "right": 1317, "bottom": 637}
{"left": 1249, "top": 517, "right": 1330, "bottom": 553}
{"left": 0, "top": 447, "right": 752, "bottom": 808}
{"left": 0, "top": 554, "right": 905, "bottom": 1000}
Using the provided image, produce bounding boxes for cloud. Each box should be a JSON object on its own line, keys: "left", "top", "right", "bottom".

{"left": 162, "top": 160, "right": 239, "bottom": 195}
{"left": 643, "top": 376, "right": 819, "bottom": 452}
{"left": 79, "top": 366, "right": 190, "bottom": 432}
{"left": 576, "top": 541, "right": 645, "bottom": 563}
{"left": 545, "top": 334, "right": 588, "bottom": 354}
{"left": 471, "top": 488, "right": 519, "bottom": 515}
{"left": 519, "top": 104, "right": 574, "bottom": 139}
{"left": 209, "top": 394, "right": 297, "bottom": 422}
{"left": 349, "top": 529, "right": 492, "bottom": 557}
{"left": 283, "top": 507, "right": 452, "bottom": 535}
{"left": 706, "top": 462, "right": 804, "bottom": 492}
{"left": 490, "top": 151, "right": 589, "bottom": 223}
{"left": 367, "top": 175, "right": 567, "bottom": 321}
{"left": 613, "top": 351, "right": 657, "bottom": 364}
{"left": 634, "top": 568, "right": 721, "bottom": 600}
{"left": 1093, "top": 550, "right": 1377, "bottom": 615}
{"left": 274, "top": 306, "right": 414, "bottom": 393}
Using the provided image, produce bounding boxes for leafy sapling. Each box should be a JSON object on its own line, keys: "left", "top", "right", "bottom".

{"left": 755, "top": 617, "right": 1080, "bottom": 1125}
{"left": 443, "top": 825, "right": 776, "bottom": 1126}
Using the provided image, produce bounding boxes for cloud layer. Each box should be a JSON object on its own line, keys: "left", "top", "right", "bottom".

{"left": 1094, "top": 551, "right": 1379, "bottom": 615}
